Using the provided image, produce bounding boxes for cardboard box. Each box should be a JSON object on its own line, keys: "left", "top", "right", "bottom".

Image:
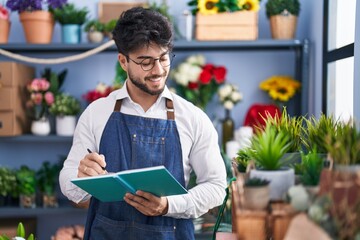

{"left": 98, "top": 1, "right": 146, "bottom": 23}
{"left": 196, "top": 11, "right": 258, "bottom": 41}
{"left": 0, "top": 62, "right": 34, "bottom": 136}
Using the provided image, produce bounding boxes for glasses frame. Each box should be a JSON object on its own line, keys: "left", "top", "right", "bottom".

{"left": 125, "top": 53, "right": 176, "bottom": 71}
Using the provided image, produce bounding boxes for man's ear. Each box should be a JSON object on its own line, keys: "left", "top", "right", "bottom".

{"left": 118, "top": 53, "right": 128, "bottom": 72}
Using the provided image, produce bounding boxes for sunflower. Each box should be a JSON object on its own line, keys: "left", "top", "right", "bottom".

{"left": 198, "top": 0, "right": 219, "bottom": 15}
{"left": 260, "top": 75, "right": 301, "bottom": 102}
{"left": 268, "top": 84, "right": 296, "bottom": 102}
{"left": 238, "top": 0, "right": 260, "bottom": 12}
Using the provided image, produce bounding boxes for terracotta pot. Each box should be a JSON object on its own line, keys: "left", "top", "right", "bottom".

{"left": 269, "top": 13, "right": 297, "bottom": 39}
{"left": 0, "top": 19, "right": 10, "bottom": 43}
{"left": 19, "top": 11, "right": 54, "bottom": 44}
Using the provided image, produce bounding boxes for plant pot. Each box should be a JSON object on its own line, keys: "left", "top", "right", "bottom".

{"left": 42, "top": 193, "right": 58, "bottom": 208}
{"left": 250, "top": 168, "right": 295, "bottom": 200}
{"left": 0, "top": 19, "right": 10, "bottom": 43}
{"left": 31, "top": 117, "right": 51, "bottom": 136}
{"left": 269, "top": 13, "right": 297, "bottom": 39}
{"left": 20, "top": 194, "right": 36, "bottom": 208}
{"left": 55, "top": 115, "right": 76, "bottom": 136}
{"left": 62, "top": 24, "right": 81, "bottom": 44}
{"left": 243, "top": 185, "right": 270, "bottom": 210}
{"left": 19, "top": 11, "right": 54, "bottom": 44}
{"left": 87, "top": 31, "right": 104, "bottom": 43}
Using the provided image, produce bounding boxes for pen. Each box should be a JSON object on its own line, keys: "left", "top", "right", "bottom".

{"left": 87, "top": 148, "right": 106, "bottom": 171}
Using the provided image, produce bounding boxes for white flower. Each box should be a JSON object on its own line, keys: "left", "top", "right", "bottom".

{"left": 218, "top": 84, "right": 233, "bottom": 99}
{"left": 187, "top": 54, "right": 205, "bottom": 65}
{"left": 231, "top": 91, "right": 243, "bottom": 102}
{"left": 95, "top": 82, "right": 108, "bottom": 94}
{"left": 217, "top": 83, "right": 243, "bottom": 109}
{"left": 224, "top": 100, "right": 234, "bottom": 110}
{"left": 169, "top": 87, "right": 177, "bottom": 93}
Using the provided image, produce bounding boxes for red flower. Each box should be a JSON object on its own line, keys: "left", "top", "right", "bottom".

{"left": 199, "top": 68, "right": 212, "bottom": 84}
{"left": 188, "top": 81, "right": 199, "bottom": 90}
{"left": 213, "top": 66, "right": 227, "bottom": 83}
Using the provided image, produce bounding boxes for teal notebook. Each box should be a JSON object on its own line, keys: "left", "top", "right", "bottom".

{"left": 71, "top": 165, "right": 188, "bottom": 202}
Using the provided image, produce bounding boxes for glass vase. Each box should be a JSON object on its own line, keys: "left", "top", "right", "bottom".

{"left": 222, "top": 109, "right": 234, "bottom": 152}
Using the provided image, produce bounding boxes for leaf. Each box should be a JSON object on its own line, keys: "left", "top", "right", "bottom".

{"left": 17, "top": 222, "right": 25, "bottom": 238}
{"left": 27, "top": 234, "right": 35, "bottom": 240}
{"left": 0, "top": 235, "right": 11, "bottom": 240}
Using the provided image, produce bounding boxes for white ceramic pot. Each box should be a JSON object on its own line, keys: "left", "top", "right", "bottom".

{"left": 243, "top": 185, "right": 270, "bottom": 210}
{"left": 87, "top": 31, "right": 104, "bottom": 43}
{"left": 56, "top": 115, "right": 76, "bottom": 136}
{"left": 31, "top": 117, "right": 51, "bottom": 136}
{"left": 250, "top": 168, "right": 295, "bottom": 200}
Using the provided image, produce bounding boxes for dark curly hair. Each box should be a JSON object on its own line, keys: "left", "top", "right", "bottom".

{"left": 112, "top": 7, "right": 174, "bottom": 56}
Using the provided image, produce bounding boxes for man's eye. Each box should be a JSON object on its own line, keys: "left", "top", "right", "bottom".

{"left": 141, "top": 59, "right": 152, "bottom": 66}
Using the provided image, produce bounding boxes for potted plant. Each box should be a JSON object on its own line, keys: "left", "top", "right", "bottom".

{"left": 103, "top": 19, "right": 117, "bottom": 39}
{"left": 248, "top": 124, "right": 295, "bottom": 200}
{"left": 49, "top": 93, "right": 81, "bottom": 136}
{"left": 0, "top": 4, "right": 10, "bottom": 43}
{"left": 242, "top": 177, "right": 270, "bottom": 210}
{"left": 0, "top": 166, "right": 18, "bottom": 206}
{"left": 84, "top": 19, "right": 105, "bottom": 43}
{"left": 5, "top": 0, "right": 67, "bottom": 43}
{"left": 265, "top": 0, "right": 301, "bottom": 39}
{"left": 36, "top": 161, "right": 61, "bottom": 208}
{"left": 16, "top": 166, "right": 36, "bottom": 208}
{"left": 52, "top": 3, "right": 89, "bottom": 44}
{"left": 325, "top": 120, "right": 360, "bottom": 171}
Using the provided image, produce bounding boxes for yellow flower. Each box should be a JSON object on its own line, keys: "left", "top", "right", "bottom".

{"left": 260, "top": 75, "right": 301, "bottom": 103}
{"left": 198, "top": 0, "right": 219, "bottom": 15}
{"left": 238, "top": 0, "right": 260, "bottom": 12}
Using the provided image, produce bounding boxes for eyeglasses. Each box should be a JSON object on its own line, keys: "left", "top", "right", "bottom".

{"left": 125, "top": 53, "right": 175, "bottom": 71}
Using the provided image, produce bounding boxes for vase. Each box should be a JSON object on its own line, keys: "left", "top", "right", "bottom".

{"left": 222, "top": 109, "right": 234, "bottom": 152}
{"left": 31, "top": 117, "right": 51, "bottom": 136}
{"left": 55, "top": 115, "right": 76, "bottom": 136}
{"left": 62, "top": 24, "right": 81, "bottom": 44}
{"left": 19, "top": 11, "right": 54, "bottom": 44}
{"left": 269, "top": 11, "right": 298, "bottom": 39}
{"left": 0, "top": 19, "right": 10, "bottom": 43}
{"left": 42, "top": 193, "right": 58, "bottom": 208}
{"left": 19, "top": 194, "right": 36, "bottom": 208}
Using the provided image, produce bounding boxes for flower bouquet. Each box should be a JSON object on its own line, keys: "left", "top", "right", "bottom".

{"left": 170, "top": 54, "right": 226, "bottom": 110}
{"left": 218, "top": 83, "right": 243, "bottom": 110}
{"left": 259, "top": 75, "right": 301, "bottom": 108}
{"left": 26, "top": 78, "right": 54, "bottom": 120}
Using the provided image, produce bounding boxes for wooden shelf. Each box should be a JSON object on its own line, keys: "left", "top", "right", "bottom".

{"left": 0, "top": 134, "right": 72, "bottom": 143}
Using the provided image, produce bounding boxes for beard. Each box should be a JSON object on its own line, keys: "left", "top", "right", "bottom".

{"left": 128, "top": 70, "right": 167, "bottom": 96}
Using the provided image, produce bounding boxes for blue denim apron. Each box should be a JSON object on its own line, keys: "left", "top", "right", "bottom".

{"left": 83, "top": 99, "right": 195, "bottom": 240}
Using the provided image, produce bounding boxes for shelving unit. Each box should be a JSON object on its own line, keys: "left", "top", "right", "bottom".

{"left": 0, "top": 39, "right": 310, "bottom": 239}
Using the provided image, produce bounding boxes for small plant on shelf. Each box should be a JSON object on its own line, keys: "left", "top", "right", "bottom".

{"left": 244, "top": 177, "right": 270, "bottom": 187}
{"left": 37, "top": 161, "right": 62, "bottom": 208}
{"left": 84, "top": 19, "right": 105, "bottom": 43}
{"left": 265, "top": 0, "right": 300, "bottom": 18}
{"left": 51, "top": 3, "right": 88, "bottom": 25}
{"left": 16, "top": 166, "right": 36, "bottom": 208}
{"left": 49, "top": 93, "right": 81, "bottom": 117}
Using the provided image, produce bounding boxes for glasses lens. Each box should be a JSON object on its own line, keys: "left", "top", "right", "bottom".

{"left": 140, "top": 54, "right": 175, "bottom": 71}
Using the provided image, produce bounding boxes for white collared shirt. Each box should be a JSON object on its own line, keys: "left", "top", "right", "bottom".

{"left": 59, "top": 81, "right": 227, "bottom": 219}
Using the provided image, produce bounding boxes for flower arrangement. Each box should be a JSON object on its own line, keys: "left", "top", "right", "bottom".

{"left": 5, "top": 0, "right": 67, "bottom": 13}
{"left": 188, "top": 0, "right": 261, "bottom": 15}
{"left": 0, "top": 4, "right": 9, "bottom": 20}
{"left": 49, "top": 93, "right": 81, "bottom": 116}
{"left": 217, "top": 83, "right": 243, "bottom": 110}
{"left": 259, "top": 75, "right": 301, "bottom": 107}
{"left": 170, "top": 54, "right": 227, "bottom": 109}
{"left": 83, "top": 82, "right": 121, "bottom": 104}
{"left": 26, "top": 78, "right": 54, "bottom": 120}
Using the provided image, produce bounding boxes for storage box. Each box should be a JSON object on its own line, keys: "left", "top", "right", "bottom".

{"left": 0, "top": 62, "right": 34, "bottom": 136}
{"left": 196, "top": 11, "right": 258, "bottom": 41}
{"left": 98, "top": 1, "right": 146, "bottom": 23}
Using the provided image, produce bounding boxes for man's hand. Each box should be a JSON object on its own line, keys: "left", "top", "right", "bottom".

{"left": 78, "top": 151, "right": 107, "bottom": 177}
{"left": 124, "top": 191, "right": 168, "bottom": 216}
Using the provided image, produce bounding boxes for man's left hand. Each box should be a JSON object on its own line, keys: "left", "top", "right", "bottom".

{"left": 124, "top": 191, "right": 168, "bottom": 216}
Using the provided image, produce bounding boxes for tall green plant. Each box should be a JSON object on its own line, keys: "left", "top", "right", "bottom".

{"left": 250, "top": 124, "right": 291, "bottom": 170}
{"left": 295, "top": 149, "right": 323, "bottom": 186}
{"left": 303, "top": 114, "right": 339, "bottom": 154}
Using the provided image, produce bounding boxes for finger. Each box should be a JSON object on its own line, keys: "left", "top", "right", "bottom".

{"left": 124, "top": 193, "right": 151, "bottom": 215}
{"left": 87, "top": 153, "right": 107, "bottom": 171}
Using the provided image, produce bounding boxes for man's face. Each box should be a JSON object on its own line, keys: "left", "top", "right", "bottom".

{"left": 120, "top": 44, "right": 172, "bottom": 96}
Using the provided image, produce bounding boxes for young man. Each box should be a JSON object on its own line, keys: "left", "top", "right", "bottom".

{"left": 59, "top": 7, "right": 227, "bottom": 239}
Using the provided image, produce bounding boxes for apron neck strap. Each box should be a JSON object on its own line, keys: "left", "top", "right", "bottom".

{"left": 113, "top": 98, "right": 175, "bottom": 120}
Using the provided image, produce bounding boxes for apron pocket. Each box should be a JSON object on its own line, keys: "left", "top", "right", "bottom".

{"left": 91, "top": 213, "right": 176, "bottom": 240}
{"left": 132, "top": 134, "right": 165, "bottom": 167}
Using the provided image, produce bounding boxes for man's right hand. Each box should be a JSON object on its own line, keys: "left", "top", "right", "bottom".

{"left": 78, "top": 151, "right": 107, "bottom": 177}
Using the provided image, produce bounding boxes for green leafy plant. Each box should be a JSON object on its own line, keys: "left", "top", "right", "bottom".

{"left": 250, "top": 124, "right": 291, "bottom": 170}
{"left": 302, "top": 113, "right": 339, "bottom": 154}
{"left": 104, "top": 19, "right": 117, "bottom": 34}
{"left": 36, "top": 161, "right": 62, "bottom": 195}
{"left": 0, "top": 167, "right": 18, "bottom": 199}
{"left": 41, "top": 67, "right": 68, "bottom": 95}
{"left": 0, "top": 222, "right": 35, "bottom": 240}
{"left": 49, "top": 93, "right": 81, "bottom": 116}
{"left": 245, "top": 177, "right": 270, "bottom": 187}
{"left": 84, "top": 19, "right": 105, "bottom": 32}
{"left": 325, "top": 121, "right": 360, "bottom": 165}
{"left": 52, "top": 3, "right": 89, "bottom": 25}
{"left": 265, "top": 0, "right": 300, "bottom": 18}
{"left": 264, "top": 107, "right": 304, "bottom": 153}
{"left": 295, "top": 149, "right": 324, "bottom": 186}
{"left": 16, "top": 166, "right": 36, "bottom": 196}
{"left": 235, "top": 148, "right": 252, "bottom": 173}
